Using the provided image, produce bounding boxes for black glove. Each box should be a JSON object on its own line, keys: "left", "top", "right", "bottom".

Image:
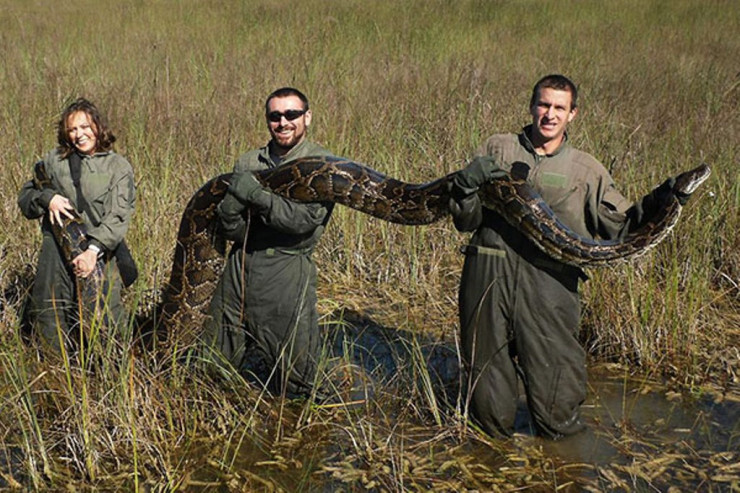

{"left": 453, "top": 156, "right": 508, "bottom": 194}
{"left": 654, "top": 177, "right": 691, "bottom": 206}
{"left": 675, "top": 188, "right": 690, "bottom": 206}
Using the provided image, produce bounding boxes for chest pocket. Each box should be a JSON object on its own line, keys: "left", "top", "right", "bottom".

{"left": 537, "top": 171, "right": 579, "bottom": 210}
{"left": 84, "top": 172, "right": 113, "bottom": 208}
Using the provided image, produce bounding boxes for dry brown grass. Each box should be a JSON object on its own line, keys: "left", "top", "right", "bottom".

{"left": 0, "top": 0, "right": 738, "bottom": 489}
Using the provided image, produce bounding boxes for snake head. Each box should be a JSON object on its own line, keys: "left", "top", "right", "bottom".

{"left": 674, "top": 163, "right": 711, "bottom": 197}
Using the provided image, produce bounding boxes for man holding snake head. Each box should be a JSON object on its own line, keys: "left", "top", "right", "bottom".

{"left": 449, "top": 74, "right": 693, "bottom": 439}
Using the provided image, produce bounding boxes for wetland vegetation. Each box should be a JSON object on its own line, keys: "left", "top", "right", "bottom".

{"left": 0, "top": 0, "right": 738, "bottom": 490}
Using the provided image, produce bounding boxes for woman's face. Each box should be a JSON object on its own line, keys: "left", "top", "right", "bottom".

{"left": 66, "top": 111, "right": 98, "bottom": 155}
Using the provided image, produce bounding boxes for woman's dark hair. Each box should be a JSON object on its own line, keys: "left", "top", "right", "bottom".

{"left": 57, "top": 97, "right": 116, "bottom": 157}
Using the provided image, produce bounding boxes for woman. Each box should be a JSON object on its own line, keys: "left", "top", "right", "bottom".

{"left": 18, "top": 98, "right": 136, "bottom": 351}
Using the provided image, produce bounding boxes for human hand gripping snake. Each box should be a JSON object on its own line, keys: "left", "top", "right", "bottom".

{"left": 34, "top": 157, "right": 711, "bottom": 336}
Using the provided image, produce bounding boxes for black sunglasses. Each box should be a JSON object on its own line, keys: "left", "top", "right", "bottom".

{"left": 267, "top": 109, "right": 307, "bottom": 123}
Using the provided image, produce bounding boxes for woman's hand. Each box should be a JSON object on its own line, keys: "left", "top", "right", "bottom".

{"left": 48, "top": 194, "right": 76, "bottom": 226}
{"left": 72, "top": 249, "right": 98, "bottom": 278}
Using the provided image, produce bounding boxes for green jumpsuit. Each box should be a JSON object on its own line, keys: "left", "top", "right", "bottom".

{"left": 204, "top": 140, "right": 333, "bottom": 397}
{"left": 17, "top": 149, "right": 136, "bottom": 351}
{"left": 451, "top": 126, "right": 669, "bottom": 438}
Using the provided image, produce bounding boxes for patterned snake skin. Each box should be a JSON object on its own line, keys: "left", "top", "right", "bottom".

{"left": 35, "top": 157, "right": 711, "bottom": 334}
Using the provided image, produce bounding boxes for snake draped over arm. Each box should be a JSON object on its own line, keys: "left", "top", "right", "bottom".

{"left": 35, "top": 156, "right": 711, "bottom": 334}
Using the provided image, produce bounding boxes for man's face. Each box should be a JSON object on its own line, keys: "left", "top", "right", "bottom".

{"left": 266, "top": 95, "right": 312, "bottom": 153}
{"left": 66, "top": 111, "right": 98, "bottom": 155}
{"left": 529, "top": 87, "right": 577, "bottom": 148}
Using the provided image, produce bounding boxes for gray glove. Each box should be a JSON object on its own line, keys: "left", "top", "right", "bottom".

{"left": 219, "top": 192, "right": 245, "bottom": 218}
{"left": 448, "top": 188, "right": 482, "bottom": 232}
{"left": 217, "top": 193, "right": 248, "bottom": 242}
{"left": 228, "top": 171, "right": 264, "bottom": 204}
{"left": 453, "top": 156, "right": 508, "bottom": 194}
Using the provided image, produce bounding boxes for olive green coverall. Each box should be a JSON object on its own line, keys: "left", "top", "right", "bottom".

{"left": 450, "top": 126, "right": 672, "bottom": 438}
{"left": 204, "top": 140, "right": 333, "bottom": 397}
{"left": 17, "top": 150, "right": 136, "bottom": 351}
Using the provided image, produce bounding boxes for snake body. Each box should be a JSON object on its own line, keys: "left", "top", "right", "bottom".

{"left": 246, "top": 156, "right": 711, "bottom": 267}
{"left": 32, "top": 161, "right": 102, "bottom": 279}
{"left": 476, "top": 163, "right": 711, "bottom": 267}
{"left": 36, "top": 156, "right": 711, "bottom": 333}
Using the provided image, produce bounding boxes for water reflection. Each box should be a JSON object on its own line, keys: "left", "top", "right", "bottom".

{"left": 4, "top": 310, "right": 736, "bottom": 490}
{"left": 314, "top": 310, "right": 739, "bottom": 489}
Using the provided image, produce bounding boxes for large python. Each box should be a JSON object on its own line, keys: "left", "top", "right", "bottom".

{"left": 35, "top": 157, "right": 711, "bottom": 333}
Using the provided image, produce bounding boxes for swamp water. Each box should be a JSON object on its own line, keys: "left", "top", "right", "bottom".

{"left": 185, "top": 311, "right": 739, "bottom": 491}
{"left": 2, "top": 311, "right": 736, "bottom": 490}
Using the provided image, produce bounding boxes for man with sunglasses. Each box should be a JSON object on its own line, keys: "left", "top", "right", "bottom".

{"left": 204, "top": 87, "right": 333, "bottom": 399}
{"left": 449, "top": 74, "right": 693, "bottom": 440}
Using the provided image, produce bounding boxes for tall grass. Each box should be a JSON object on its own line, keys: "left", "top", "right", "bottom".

{"left": 0, "top": 0, "right": 737, "bottom": 489}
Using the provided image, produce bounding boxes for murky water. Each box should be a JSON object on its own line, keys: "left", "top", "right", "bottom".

{"left": 513, "top": 368, "right": 739, "bottom": 490}
{"left": 549, "top": 368, "right": 738, "bottom": 460}
{"left": 223, "top": 311, "right": 739, "bottom": 490}
{"left": 3, "top": 310, "right": 736, "bottom": 490}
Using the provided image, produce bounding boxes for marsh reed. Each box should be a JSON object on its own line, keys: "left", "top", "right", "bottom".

{"left": 0, "top": 0, "right": 737, "bottom": 489}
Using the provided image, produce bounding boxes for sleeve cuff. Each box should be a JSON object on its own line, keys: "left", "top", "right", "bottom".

{"left": 86, "top": 239, "right": 106, "bottom": 258}
{"left": 39, "top": 189, "right": 57, "bottom": 208}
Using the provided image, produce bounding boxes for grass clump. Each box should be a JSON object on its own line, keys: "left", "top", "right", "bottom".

{"left": 0, "top": 0, "right": 737, "bottom": 489}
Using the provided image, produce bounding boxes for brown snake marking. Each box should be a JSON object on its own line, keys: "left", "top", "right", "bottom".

{"left": 36, "top": 157, "right": 711, "bottom": 335}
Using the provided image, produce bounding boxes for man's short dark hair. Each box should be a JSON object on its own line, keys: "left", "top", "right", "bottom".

{"left": 530, "top": 75, "right": 578, "bottom": 110}
{"left": 265, "top": 87, "right": 310, "bottom": 114}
